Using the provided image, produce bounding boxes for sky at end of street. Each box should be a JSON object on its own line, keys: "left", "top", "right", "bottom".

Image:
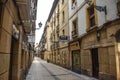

{"left": 35, "top": 0, "right": 54, "bottom": 45}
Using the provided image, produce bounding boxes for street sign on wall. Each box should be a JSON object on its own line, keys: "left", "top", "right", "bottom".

{"left": 59, "top": 35, "right": 69, "bottom": 42}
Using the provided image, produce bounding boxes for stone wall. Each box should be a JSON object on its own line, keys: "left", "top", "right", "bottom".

{"left": 80, "top": 19, "right": 120, "bottom": 80}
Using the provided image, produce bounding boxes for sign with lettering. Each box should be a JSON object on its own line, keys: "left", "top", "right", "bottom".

{"left": 59, "top": 35, "right": 68, "bottom": 42}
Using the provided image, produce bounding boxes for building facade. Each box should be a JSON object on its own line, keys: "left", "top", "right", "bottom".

{"left": 39, "top": 0, "right": 70, "bottom": 68}
{"left": 38, "top": 0, "right": 120, "bottom": 80}
{"left": 0, "top": 0, "right": 37, "bottom": 80}
{"left": 58, "top": 0, "right": 70, "bottom": 68}
{"left": 69, "top": 0, "right": 120, "bottom": 80}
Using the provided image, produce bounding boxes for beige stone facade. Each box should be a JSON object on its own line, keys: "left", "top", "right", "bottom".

{"left": 0, "top": 0, "right": 37, "bottom": 80}
{"left": 79, "top": 19, "right": 120, "bottom": 80}
{"left": 38, "top": 0, "right": 120, "bottom": 80}
{"left": 56, "top": 0, "right": 69, "bottom": 68}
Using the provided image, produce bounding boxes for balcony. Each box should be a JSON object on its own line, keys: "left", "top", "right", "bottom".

{"left": 72, "top": 29, "right": 78, "bottom": 38}
{"left": 15, "top": 0, "right": 38, "bottom": 33}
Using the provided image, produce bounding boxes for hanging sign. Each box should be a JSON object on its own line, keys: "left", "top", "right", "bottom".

{"left": 94, "top": 5, "right": 107, "bottom": 14}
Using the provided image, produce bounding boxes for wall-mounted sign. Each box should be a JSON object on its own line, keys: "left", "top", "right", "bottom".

{"left": 12, "top": 24, "right": 19, "bottom": 40}
{"left": 59, "top": 35, "right": 69, "bottom": 42}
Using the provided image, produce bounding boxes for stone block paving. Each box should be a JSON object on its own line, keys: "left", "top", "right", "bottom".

{"left": 26, "top": 57, "right": 98, "bottom": 80}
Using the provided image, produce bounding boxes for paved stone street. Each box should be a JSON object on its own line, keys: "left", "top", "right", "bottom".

{"left": 26, "top": 57, "right": 98, "bottom": 80}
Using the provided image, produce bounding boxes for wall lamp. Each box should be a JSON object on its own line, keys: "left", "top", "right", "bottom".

{"left": 97, "top": 30, "right": 100, "bottom": 41}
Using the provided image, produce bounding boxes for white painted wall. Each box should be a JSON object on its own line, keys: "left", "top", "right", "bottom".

{"left": 69, "top": 0, "right": 84, "bottom": 19}
{"left": 78, "top": 5, "right": 87, "bottom": 36}
{"left": 69, "top": 0, "right": 87, "bottom": 40}
{"left": 69, "top": 0, "right": 119, "bottom": 40}
{"left": 96, "top": 0, "right": 118, "bottom": 26}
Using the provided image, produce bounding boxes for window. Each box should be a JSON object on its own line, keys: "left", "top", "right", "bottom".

{"left": 54, "top": 17, "right": 56, "bottom": 26}
{"left": 88, "top": 5, "right": 95, "bottom": 27}
{"left": 71, "top": 0, "right": 77, "bottom": 9}
{"left": 116, "top": 31, "right": 120, "bottom": 42}
{"left": 72, "top": 18, "right": 78, "bottom": 38}
{"left": 62, "top": 0, "right": 64, "bottom": 4}
{"left": 57, "top": 32, "right": 59, "bottom": 38}
{"left": 62, "top": 29, "right": 65, "bottom": 35}
{"left": 0, "top": 5, "right": 3, "bottom": 25}
{"left": 117, "top": 0, "right": 120, "bottom": 16}
{"left": 57, "top": 5, "right": 59, "bottom": 24}
{"left": 62, "top": 11, "right": 65, "bottom": 23}
{"left": 72, "top": 0, "right": 76, "bottom": 4}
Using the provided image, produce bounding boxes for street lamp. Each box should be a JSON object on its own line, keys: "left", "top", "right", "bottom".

{"left": 38, "top": 22, "right": 42, "bottom": 27}
{"left": 35, "top": 22, "right": 42, "bottom": 30}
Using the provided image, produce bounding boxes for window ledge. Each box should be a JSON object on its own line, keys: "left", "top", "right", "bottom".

{"left": 86, "top": 25, "right": 97, "bottom": 32}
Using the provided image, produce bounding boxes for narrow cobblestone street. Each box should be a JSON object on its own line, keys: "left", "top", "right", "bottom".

{"left": 26, "top": 57, "right": 97, "bottom": 80}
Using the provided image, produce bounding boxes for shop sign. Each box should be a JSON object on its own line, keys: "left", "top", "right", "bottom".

{"left": 59, "top": 35, "right": 68, "bottom": 42}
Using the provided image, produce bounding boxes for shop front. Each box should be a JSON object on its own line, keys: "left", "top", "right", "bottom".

{"left": 69, "top": 40, "right": 81, "bottom": 73}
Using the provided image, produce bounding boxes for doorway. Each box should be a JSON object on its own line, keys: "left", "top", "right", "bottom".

{"left": 116, "top": 31, "right": 120, "bottom": 80}
{"left": 91, "top": 48, "right": 99, "bottom": 78}
{"left": 72, "top": 50, "right": 81, "bottom": 73}
{"left": 9, "top": 37, "right": 19, "bottom": 80}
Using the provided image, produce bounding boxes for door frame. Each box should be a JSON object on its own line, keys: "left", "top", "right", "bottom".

{"left": 9, "top": 37, "right": 19, "bottom": 80}
{"left": 91, "top": 48, "right": 99, "bottom": 78}
{"left": 72, "top": 50, "right": 81, "bottom": 73}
